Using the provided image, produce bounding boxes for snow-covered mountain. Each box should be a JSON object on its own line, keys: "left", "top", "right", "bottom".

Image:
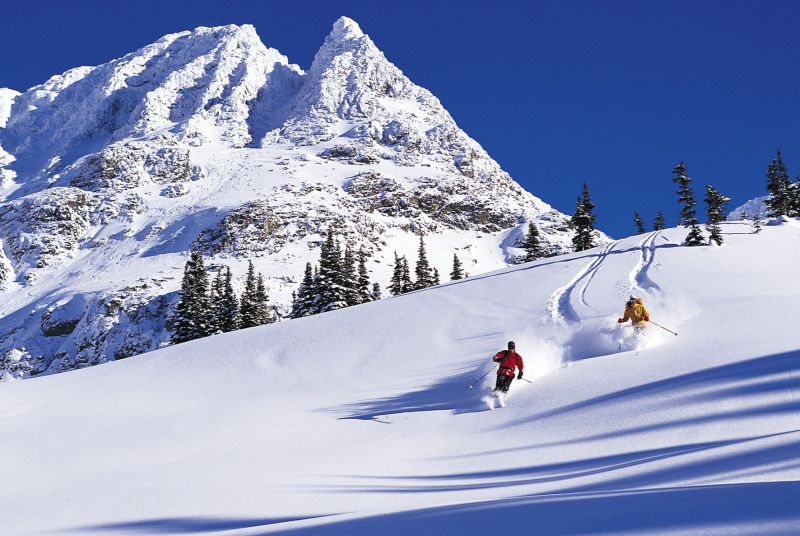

{"left": 0, "top": 18, "right": 595, "bottom": 377}
{"left": 2, "top": 221, "right": 798, "bottom": 534}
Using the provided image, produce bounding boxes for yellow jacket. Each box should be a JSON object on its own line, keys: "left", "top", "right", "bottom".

{"left": 621, "top": 302, "right": 649, "bottom": 325}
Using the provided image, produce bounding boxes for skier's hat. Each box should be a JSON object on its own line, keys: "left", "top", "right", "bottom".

{"left": 507, "top": 340, "right": 516, "bottom": 349}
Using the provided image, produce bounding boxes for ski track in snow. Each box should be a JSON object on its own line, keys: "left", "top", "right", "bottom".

{"left": 546, "top": 240, "right": 620, "bottom": 324}
{"left": 629, "top": 231, "right": 663, "bottom": 295}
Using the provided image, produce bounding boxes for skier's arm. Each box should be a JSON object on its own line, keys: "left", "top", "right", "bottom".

{"left": 642, "top": 306, "right": 650, "bottom": 322}
{"left": 493, "top": 351, "right": 505, "bottom": 362}
{"left": 517, "top": 354, "right": 524, "bottom": 379}
{"left": 618, "top": 309, "right": 631, "bottom": 323}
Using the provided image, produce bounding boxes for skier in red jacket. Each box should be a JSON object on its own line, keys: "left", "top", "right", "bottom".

{"left": 493, "top": 341, "right": 524, "bottom": 393}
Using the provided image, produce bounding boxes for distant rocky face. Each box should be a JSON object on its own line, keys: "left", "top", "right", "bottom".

{"left": 0, "top": 18, "right": 601, "bottom": 380}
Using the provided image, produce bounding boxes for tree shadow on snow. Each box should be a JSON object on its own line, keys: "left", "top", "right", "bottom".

{"left": 270, "top": 481, "right": 800, "bottom": 536}
{"left": 69, "top": 515, "right": 332, "bottom": 534}
{"left": 331, "top": 367, "right": 499, "bottom": 421}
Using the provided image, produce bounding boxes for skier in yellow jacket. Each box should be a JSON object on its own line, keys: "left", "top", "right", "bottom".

{"left": 618, "top": 295, "right": 649, "bottom": 330}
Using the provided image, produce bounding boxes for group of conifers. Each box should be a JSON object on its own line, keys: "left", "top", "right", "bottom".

{"left": 171, "top": 150, "right": 796, "bottom": 345}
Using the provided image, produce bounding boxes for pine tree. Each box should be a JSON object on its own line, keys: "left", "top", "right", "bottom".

{"left": 571, "top": 198, "right": 595, "bottom": 252}
{"left": 450, "top": 253, "right": 464, "bottom": 280}
{"left": 581, "top": 182, "right": 596, "bottom": 225}
{"left": 634, "top": 212, "right": 646, "bottom": 234}
{"left": 317, "top": 229, "right": 348, "bottom": 312}
{"left": 751, "top": 212, "right": 763, "bottom": 234}
{"left": 254, "top": 274, "right": 271, "bottom": 325}
{"left": 290, "top": 262, "right": 316, "bottom": 318}
{"left": 171, "top": 250, "right": 211, "bottom": 344}
{"left": 400, "top": 257, "right": 413, "bottom": 293}
{"left": 388, "top": 252, "right": 405, "bottom": 296}
{"left": 208, "top": 268, "right": 225, "bottom": 334}
{"left": 672, "top": 162, "right": 705, "bottom": 246}
{"left": 356, "top": 248, "right": 371, "bottom": 304}
{"left": 704, "top": 185, "right": 731, "bottom": 246}
{"left": 370, "top": 282, "right": 382, "bottom": 301}
{"left": 239, "top": 260, "right": 259, "bottom": 328}
{"left": 765, "top": 149, "right": 793, "bottom": 217}
{"left": 413, "top": 235, "right": 434, "bottom": 290}
{"left": 653, "top": 211, "right": 667, "bottom": 231}
{"left": 789, "top": 178, "right": 800, "bottom": 218}
{"left": 432, "top": 268, "right": 440, "bottom": 286}
{"left": 341, "top": 245, "right": 358, "bottom": 307}
{"left": 520, "top": 221, "right": 544, "bottom": 262}
{"left": 219, "top": 266, "right": 239, "bottom": 332}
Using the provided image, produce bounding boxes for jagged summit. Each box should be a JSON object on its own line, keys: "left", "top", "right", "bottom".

{"left": 0, "top": 17, "right": 593, "bottom": 378}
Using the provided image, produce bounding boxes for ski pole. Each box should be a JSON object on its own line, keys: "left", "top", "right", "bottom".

{"left": 650, "top": 320, "right": 678, "bottom": 336}
{"left": 468, "top": 363, "right": 497, "bottom": 389}
{"left": 518, "top": 377, "right": 534, "bottom": 384}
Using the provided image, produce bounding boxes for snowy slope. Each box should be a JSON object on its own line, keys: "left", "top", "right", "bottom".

{"left": 2, "top": 221, "right": 798, "bottom": 535}
{"left": 0, "top": 18, "right": 593, "bottom": 377}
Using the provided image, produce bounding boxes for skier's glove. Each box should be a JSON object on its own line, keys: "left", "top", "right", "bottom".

{"left": 517, "top": 371, "right": 523, "bottom": 380}
{"left": 644, "top": 315, "right": 650, "bottom": 322}
{"left": 617, "top": 318, "right": 625, "bottom": 323}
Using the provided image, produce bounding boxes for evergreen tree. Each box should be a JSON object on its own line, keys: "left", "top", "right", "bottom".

{"left": 316, "top": 229, "right": 348, "bottom": 312}
{"left": 789, "top": 178, "right": 800, "bottom": 217}
{"left": 581, "top": 182, "right": 596, "bottom": 225}
{"left": 370, "top": 282, "right": 382, "bottom": 301}
{"left": 413, "top": 235, "right": 434, "bottom": 290}
{"left": 291, "top": 262, "right": 316, "bottom": 318}
{"left": 765, "top": 149, "right": 793, "bottom": 217}
{"left": 520, "top": 221, "right": 544, "bottom": 262}
{"left": 219, "top": 266, "right": 239, "bottom": 332}
{"left": 400, "top": 257, "right": 413, "bottom": 293}
{"left": 254, "top": 274, "right": 271, "bottom": 325}
{"left": 208, "top": 268, "right": 225, "bottom": 334}
{"left": 171, "top": 250, "right": 211, "bottom": 344}
{"left": 341, "top": 245, "right": 358, "bottom": 307}
{"left": 751, "top": 212, "right": 763, "bottom": 234}
{"left": 571, "top": 197, "right": 595, "bottom": 252}
{"left": 239, "top": 260, "right": 259, "bottom": 328}
{"left": 432, "top": 268, "right": 440, "bottom": 286}
{"left": 356, "top": 248, "right": 371, "bottom": 304}
{"left": 634, "top": 212, "right": 646, "bottom": 234}
{"left": 450, "top": 253, "right": 465, "bottom": 280}
{"left": 704, "top": 185, "right": 731, "bottom": 246}
{"left": 672, "top": 162, "right": 705, "bottom": 245}
{"left": 388, "top": 252, "right": 405, "bottom": 296}
{"left": 653, "top": 211, "right": 667, "bottom": 231}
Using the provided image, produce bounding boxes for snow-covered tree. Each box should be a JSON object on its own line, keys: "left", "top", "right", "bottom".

{"left": 400, "top": 257, "right": 413, "bottom": 294}
{"left": 356, "top": 249, "right": 371, "bottom": 304}
{"left": 765, "top": 149, "right": 793, "bottom": 217}
{"left": 634, "top": 212, "right": 646, "bottom": 234}
{"left": 751, "top": 212, "right": 763, "bottom": 234}
{"left": 450, "top": 253, "right": 465, "bottom": 280}
{"left": 341, "top": 245, "right": 358, "bottom": 307}
{"left": 239, "top": 260, "right": 259, "bottom": 328}
{"left": 571, "top": 200, "right": 594, "bottom": 252}
{"left": 172, "top": 250, "right": 212, "bottom": 344}
{"left": 254, "top": 274, "right": 271, "bottom": 325}
{"left": 672, "top": 162, "right": 705, "bottom": 246}
{"left": 653, "top": 211, "right": 667, "bottom": 231}
{"left": 370, "top": 282, "right": 382, "bottom": 301}
{"left": 219, "top": 267, "right": 239, "bottom": 332}
{"left": 432, "top": 267, "right": 440, "bottom": 286}
{"left": 704, "top": 185, "right": 731, "bottom": 246}
{"left": 389, "top": 252, "right": 405, "bottom": 296}
{"left": 290, "top": 262, "right": 316, "bottom": 318}
{"left": 520, "top": 221, "right": 544, "bottom": 262}
{"left": 413, "top": 235, "right": 434, "bottom": 290}
{"left": 317, "top": 229, "right": 348, "bottom": 312}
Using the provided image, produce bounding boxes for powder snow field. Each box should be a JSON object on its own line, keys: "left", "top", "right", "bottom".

{"left": 2, "top": 221, "right": 799, "bottom": 535}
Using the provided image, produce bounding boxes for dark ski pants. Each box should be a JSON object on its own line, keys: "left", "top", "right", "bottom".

{"left": 494, "top": 374, "right": 513, "bottom": 393}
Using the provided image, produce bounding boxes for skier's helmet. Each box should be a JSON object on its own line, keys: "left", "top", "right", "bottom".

{"left": 508, "top": 341, "right": 516, "bottom": 350}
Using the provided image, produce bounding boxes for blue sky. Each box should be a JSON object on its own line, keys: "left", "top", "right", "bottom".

{"left": 2, "top": 0, "right": 799, "bottom": 237}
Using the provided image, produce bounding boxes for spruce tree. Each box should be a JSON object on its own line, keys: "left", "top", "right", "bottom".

{"left": 400, "top": 257, "right": 413, "bottom": 293}
{"left": 581, "top": 182, "right": 597, "bottom": 225}
{"left": 571, "top": 197, "right": 595, "bottom": 252}
{"left": 765, "top": 149, "right": 793, "bottom": 217}
{"left": 388, "top": 252, "right": 405, "bottom": 296}
{"left": 432, "top": 268, "right": 440, "bottom": 286}
{"left": 672, "top": 162, "right": 705, "bottom": 245}
{"left": 520, "top": 221, "right": 544, "bottom": 262}
{"left": 704, "top": 185, "right": 731, "bottom": 246}
{"left": 239, "top": 260, "right": 259, "bottom": 328}
{"left": 370, "top": 282, "right": 382, "bottom": 301}
{"left": 634, "top": 212, "right": 646, "bottom": 234}
{"left": 450, "top": 253, "right": 465, "bottom": 280}
{"left": 317, "top": 229, "right": 348, "bottom": 312}
{"left": 356, "top": 249, "right": 371, "bottom": 304}
{"left": 341, "top": 245, "right": 358, "bottom": 307}
{"left": 291, "top": 262, "right": 315, "bottom": 318}
{"left": 789, "top": 179, "right": 800, "bottom": 218}
{"left": 751, "top": 212, "right": 763, "bottom": 234}
{"left": 171, "top": 250, "right": 211, "bottom": 344}
{"left": 254, "top": 274, "right": 271, "bottom": 324}
{"left": 653, "top": 211, "right": 667, "bottom": 231}
{"left": 413, "top": 235, "right": 434, "bottom": 290}
{"left": 219, "top": 266, "right": 239, "bottom": 332}
{"left": 208, "top": 268, "right": 225, "bottom": 334}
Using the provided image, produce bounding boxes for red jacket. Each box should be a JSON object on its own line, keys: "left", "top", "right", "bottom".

{"left": 494, "top": 350, "right": 524, "bottom": 377}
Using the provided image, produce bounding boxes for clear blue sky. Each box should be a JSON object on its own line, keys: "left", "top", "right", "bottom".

{"left": 2, "top": 0, "right": 799, "bottom": 237}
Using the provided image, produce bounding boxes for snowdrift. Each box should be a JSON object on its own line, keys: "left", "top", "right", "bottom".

{"left": 2, "top": 222, "right": 799, "bottom": 535}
